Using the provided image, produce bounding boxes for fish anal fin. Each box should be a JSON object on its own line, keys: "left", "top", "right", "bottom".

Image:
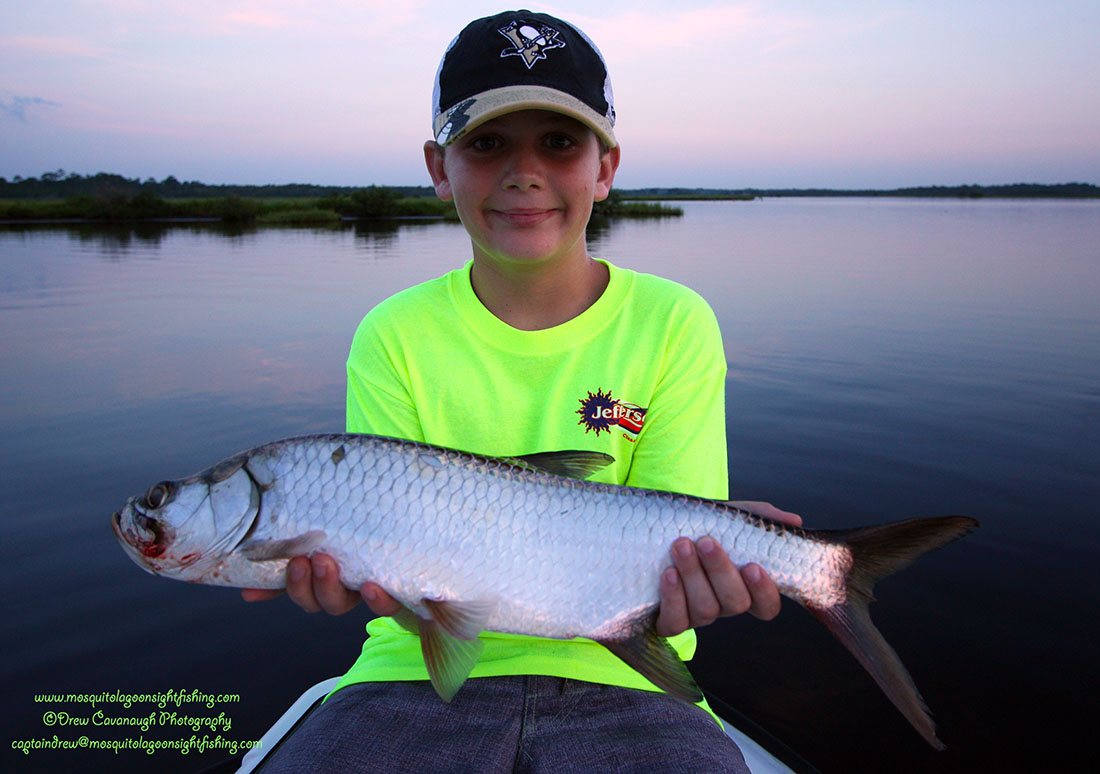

{"left": 422, "top": 597, "right": 497, "bottom": 641}
{"left": 418, "top": 618, "right": 484, "bottom": 702}
{"left": 598, "top": 617, "right": 702, "bottom": 704}
{"left": 391, "top": 606, "right": 421, "bottom": 634}
{"left": 509, "top": 451, "right": 614, "bottom": 480}
{"left": 238, "top": 530, "right": 327, "bottom": 561}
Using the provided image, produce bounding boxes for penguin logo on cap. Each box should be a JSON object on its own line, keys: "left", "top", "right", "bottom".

{"left": 498, "top": 21, "right": 565, "bottom": 69}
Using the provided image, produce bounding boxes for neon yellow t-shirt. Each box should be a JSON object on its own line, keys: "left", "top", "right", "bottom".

{"left": 335, "top": 259, "right": 728, "bottom": 701}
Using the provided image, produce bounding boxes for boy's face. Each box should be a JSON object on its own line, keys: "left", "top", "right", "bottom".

{"left": 424, "top": 109, "right": 620, "bottom": 269}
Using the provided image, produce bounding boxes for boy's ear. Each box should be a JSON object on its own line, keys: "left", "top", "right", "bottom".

{"left": 424, "top": 141, "right": 453, "bottom": 201}
{"left": 594, "top": 145, "right": 621, "bottom": 202}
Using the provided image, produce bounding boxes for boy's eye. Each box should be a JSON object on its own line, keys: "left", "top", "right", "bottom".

{"left": 468, "top": 135, "right": 501, "bottom": 151}
{"left": 544, "top": 134, "right": 576, "bottom": 150}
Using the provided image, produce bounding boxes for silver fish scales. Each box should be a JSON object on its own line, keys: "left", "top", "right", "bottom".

{"left": 112, "top": 433, "right": 977, "bottom": 749}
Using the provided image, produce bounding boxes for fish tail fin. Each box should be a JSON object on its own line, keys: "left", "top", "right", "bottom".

{"left": 808, "top": 515, "right": 979, "bottom": 750}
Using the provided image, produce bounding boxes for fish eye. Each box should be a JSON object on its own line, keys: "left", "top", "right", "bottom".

{"left": 143, "top": 481, "right": 175, "bottom": 510}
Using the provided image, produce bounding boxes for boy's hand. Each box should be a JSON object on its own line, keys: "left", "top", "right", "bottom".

{"left": 655, "top": 502, "right": 802, "bottom": 638}
{"left": 240, "top": 554, "right": 403, "bottom": 617}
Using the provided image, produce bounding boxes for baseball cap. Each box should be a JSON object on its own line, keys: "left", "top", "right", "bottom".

{"left": 431, "top": 10, "right": 616, "bottom": 148}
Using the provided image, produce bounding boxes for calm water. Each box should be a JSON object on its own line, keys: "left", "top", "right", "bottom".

{"left": 2, "top": 199, "right": 1097, "bottom": 773}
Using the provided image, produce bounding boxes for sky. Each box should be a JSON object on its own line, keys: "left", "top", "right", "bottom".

{"left": 2, "top": 0, "right": 1098, "bottom": 189}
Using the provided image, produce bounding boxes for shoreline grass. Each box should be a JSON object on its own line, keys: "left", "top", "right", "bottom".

{"left": 0, "top": 188, "right": 684, "bottom": 224}
{"left": 0, "top": 192, "right": 462, "bottom": 224}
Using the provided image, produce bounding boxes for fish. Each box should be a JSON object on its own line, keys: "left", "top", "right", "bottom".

{"left": 111, "top": 432, "right": 978, "bottom": 749}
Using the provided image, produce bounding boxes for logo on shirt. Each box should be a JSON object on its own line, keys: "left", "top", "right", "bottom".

{"left": 576, "top": 389, "right": 647, "bottom": 439}
{"left": 498, "top": 20, "right": 566, "bottom": 69}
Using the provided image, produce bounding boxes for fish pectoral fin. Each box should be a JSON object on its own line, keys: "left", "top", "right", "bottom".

{"left": 597, "top": 619, "right": 702, "bottom": 704}
{"left": 509, "top": 451, "right": 615, "bottom": 480}
{"left": 418, "top": 618, "right": 484, "bottom": 702}
{"left": 422, "top": 597, "right": 498, "bottom": 641}
{"left": 238, "top": 530, "right": 327, "bottom": 561}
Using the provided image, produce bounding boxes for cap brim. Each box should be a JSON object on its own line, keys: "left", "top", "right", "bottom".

{"left": 433, "top": 85, "right": 617, "bottom": 148}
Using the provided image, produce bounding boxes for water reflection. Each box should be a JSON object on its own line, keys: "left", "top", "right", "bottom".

{"left": 1, "top": 201, "right": 1098, "bottom": 773}
{"left": 0, "top": 217, "right": 466, "bottom": 257}
{"left": 349, "top": 218, "right": 444, "bottom": 258}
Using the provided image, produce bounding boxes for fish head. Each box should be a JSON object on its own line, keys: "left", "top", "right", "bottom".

{"left": 111, "top": 453, "right": 260, "bottom": 581}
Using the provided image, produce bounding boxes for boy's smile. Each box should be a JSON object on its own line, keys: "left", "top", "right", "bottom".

{"left": 425, "top": 110, "right": 619, "bottom": 271}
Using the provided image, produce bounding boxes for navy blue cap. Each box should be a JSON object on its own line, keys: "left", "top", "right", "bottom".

{"left": 432, "top": 10, "right": 616, "bottom": 147}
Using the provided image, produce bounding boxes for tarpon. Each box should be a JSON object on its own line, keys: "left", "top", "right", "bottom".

{"left": 112, "top": 433, "right": 978, "bottom": 748}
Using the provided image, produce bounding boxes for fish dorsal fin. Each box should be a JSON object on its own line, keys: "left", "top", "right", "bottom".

{"left": 238, "top": 530, "right": 327, "bottom": 561}
{"left": 423, "top": 597, "right": 498, "bottom": 641}
{"left": 597, "top": 616, "right": 703, "bottom": 704}
{"left": 509, "top": 451, "right": 615, "bottom": 480}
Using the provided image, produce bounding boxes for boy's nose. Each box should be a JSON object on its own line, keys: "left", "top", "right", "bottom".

{"left": 501, "top": 148, "right": 544, "bottom": 190}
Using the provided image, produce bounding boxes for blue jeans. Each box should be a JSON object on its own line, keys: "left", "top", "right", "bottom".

{"left": 259, "top": 677, "right": 750, "bottom": 773}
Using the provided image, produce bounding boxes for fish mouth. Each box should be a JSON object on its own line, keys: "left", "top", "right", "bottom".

{"left": 112, "top": 502, "right": 169, "bottom": 558}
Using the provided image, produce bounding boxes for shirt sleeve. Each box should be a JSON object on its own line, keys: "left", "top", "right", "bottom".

{"left": 345, "top": 310, "right": 426, "bottom": 441}
{"left": 623, "top": 295, "right": 728, "bottom": 501}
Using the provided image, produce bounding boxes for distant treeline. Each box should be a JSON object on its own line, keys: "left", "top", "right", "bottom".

{"left": 617, "top": 183, "right": 1100, "bottom": 199}
{"left": 0, "top": 170, "right": 435, "bottom": 201}
{"left": 3, "top": 171, "right": 1096, "bottom": 202}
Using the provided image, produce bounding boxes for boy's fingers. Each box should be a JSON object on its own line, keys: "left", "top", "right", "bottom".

{"left": 240, "top": 588, "right": 284, "bottom": 603}
{"left": 285, "top": 555, "right": 322, "bottom": 613}
{"left": 670, "top": 537, "right": 724, "bottom": 627}
{"left": 742, "top": 563, "right": 783, "bottom": 620}
{"left": 656, "top": 538, "right": 789, "bottom": 635}
{"left": 695, "top": 537, "right": 752, "bottom": 617}
{"left": 310, "top": 555, "right": 361, "bottom": 615}
{"left": 729, "top": 501, "right": 802, "bottom": 528}
{"left": 655, "top": 567, "right": 690, "bottom": 637}
{"left": 361, "top": 583, "right": 404, "bottom": 617}
{"left": 249, "top": 554, "right": 366, "bottom": 616}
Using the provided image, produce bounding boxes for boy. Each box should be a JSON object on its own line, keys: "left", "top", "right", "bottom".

{"left": 245, "top": 10, "right": 799, "bottom": 772}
